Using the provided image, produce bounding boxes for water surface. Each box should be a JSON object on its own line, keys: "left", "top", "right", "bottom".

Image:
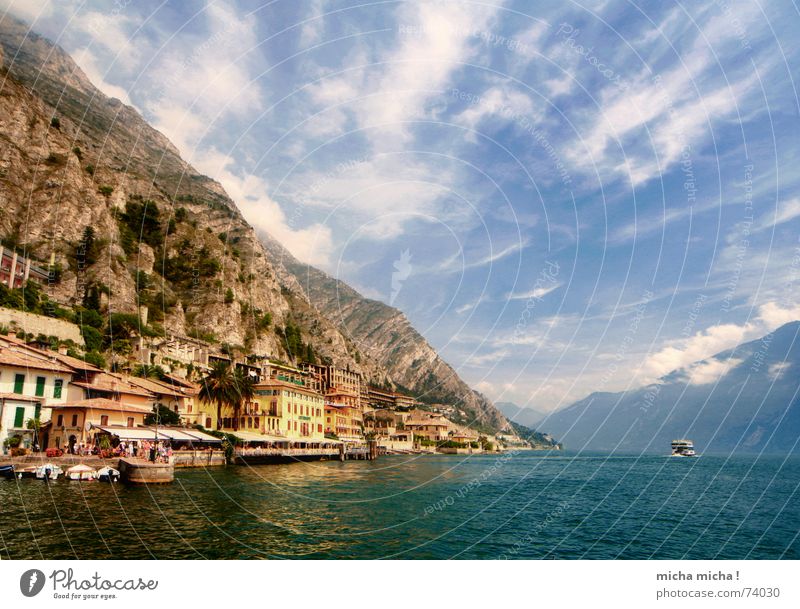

{"left": 1, "top": 453, "right": 797, "bottom": 559}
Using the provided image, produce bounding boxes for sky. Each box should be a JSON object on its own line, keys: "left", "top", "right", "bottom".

{"left": 4, "top": 0, "right": 800, "bottom": 412}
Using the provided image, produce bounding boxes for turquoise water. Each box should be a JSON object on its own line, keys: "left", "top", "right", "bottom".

{"left": 1, "top": 453, "right": 798, "bottom": 559}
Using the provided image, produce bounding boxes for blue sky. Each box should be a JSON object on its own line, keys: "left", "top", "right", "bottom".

{"left": 5, "top": 0, "right": 800, "bottom": 411}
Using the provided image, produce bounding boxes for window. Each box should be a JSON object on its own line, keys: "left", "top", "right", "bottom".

{"left": 71, "top": 414, "right": 78, "bottom": 427}
{"left": 318, "top": 424, "right": 322, "bottom": 433}
{"left": 34, "top": 404, "right": 41, "bottom": 420}
{"left": 13, "top": 373, "right": 24, "bottom": 394}
{"left": 53, "top": 379, "right": 63, "bottom": 399}
{"left": 100, "top": 415, "right": 109, "bottom": 426}
{"left": 127, "top": 417, "right": 134, "bottom": 428}
{"left": 14, "top": 407, "right": 25, "bottom": 427}
{"left": 57, "top": 414, "right": 63, "bottom": 426}
{"left": 35, "top": 376, "right": 46, "bottom": 397}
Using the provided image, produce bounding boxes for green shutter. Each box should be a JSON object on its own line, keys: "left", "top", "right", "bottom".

{"left": 14, "top": 406, "right": 25, "bottom": 427}
{"left": 35, "top": 376, "right": 45, "bottom": 397}
{"left": 13, "top": 374, "right": 24, "bottom": 394}
{"left": 34, "top": 404, "right": 41, "bottom": 419}
{"left": 53, "top": 379, "right": 63, "bottom": 399}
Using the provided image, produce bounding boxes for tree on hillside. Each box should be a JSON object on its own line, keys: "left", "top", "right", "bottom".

{"left": 133, "top": 364, "right": 166, "bottom": 380}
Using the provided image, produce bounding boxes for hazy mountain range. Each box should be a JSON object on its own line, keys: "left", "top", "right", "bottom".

{"left": 539, "top": 321, "right": 800, "bottom": 454}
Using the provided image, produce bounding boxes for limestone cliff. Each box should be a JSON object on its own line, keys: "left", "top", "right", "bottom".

{"left": 0, "top": 16, "right": 507, "bottom": 431}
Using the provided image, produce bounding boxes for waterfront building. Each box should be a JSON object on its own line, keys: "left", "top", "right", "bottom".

{"left": 126, "top": 375, "right": 201, "bottom": 426}
{"left": 0, "top": 341, "right": 74, "bottom": 450}
{"left": 69, "top": 371, "right": 156, "bottom": 409}
{"left": 48, "top": 397, "right": 150, "bottom": 452}
{"left": 247, "top": 379, "right": 326, "bottom": 442}
{"left": 403, "top": 410, "right": 453, "bottom": 443}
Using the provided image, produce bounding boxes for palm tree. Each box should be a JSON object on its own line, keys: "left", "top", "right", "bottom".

{"left": 231, "top": 367, "right": 255, "bottom": 431}
{"left": 199, "top": 361, "right": 237, "bottom": 430}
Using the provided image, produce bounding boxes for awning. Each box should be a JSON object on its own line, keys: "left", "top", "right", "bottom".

{"left": 234, "top": 430, "right": 291, "bottom": 443}
{"left": 153, "top": 428, "right": 221, "bottom": 443}
{"left": 94, "top": 426, "right": 162, "bottom": 441}
{"left": 93, "top": 426, "right": 222, "bottom": 444}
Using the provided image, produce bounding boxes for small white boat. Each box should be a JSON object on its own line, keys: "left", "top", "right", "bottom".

{"left": 35, "top": 463, "right": 63, "bottom": 480}
{"left": 97, "top": 466, "right": 120, "bottom": 482}
{"left": 671, "top": 439, "right": 698, "bottom": 457}
{"left": 17, "top": 466, "right": 38, "bottom": 479}
{"left": 66, "top": 464, "right": 97, "bottom": 481}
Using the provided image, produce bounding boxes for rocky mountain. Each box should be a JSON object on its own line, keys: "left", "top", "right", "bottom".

{"left": 496, "top": 401, "right": 546, "bottom": 428}
{"left": 0, "top": 16, "right": 507, "bottom": 431}
{"left": 260, "top": 234, "right": 506, "bottom": 430}
{"left": 540, "top": 321, "right": 800, "bottom": 454}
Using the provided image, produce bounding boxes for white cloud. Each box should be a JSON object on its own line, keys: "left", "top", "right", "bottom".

{"left": 190, "top": 147, "right": 335, "bottom": 268}
{"left": 507, "top": 283, "right": 561, "bottom": 301}
{"left": 642, "top": 302, "right": 800, "bottom": 383}
{"left": 768, "top": 362, "right": 791, "bottom": 381}
{"left": 71, "top": 47, "right": 134, "bottom": 106}
{"left": 754, "top": 198, "right": 800, "bottom": 232}
{"left": 683, "top": 358, "right": 743, "bottom": 385}
{"left": 0, "top": 0, "right": 55, "bottom": 22}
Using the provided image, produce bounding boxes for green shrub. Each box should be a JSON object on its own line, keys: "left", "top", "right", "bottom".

{"left": 80, "top": 324, "right": 103, "bottom": 352}
{"left": 83, "top": 351, "right": 106, "bottom": 369}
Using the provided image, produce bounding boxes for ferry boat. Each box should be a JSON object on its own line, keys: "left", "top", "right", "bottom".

{"left": 670, "top": 439, "right": 697, "bottom": 457}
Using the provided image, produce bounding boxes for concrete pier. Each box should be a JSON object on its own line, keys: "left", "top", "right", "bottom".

{"left": 118, "top": 458, "right": 174, "bottom": 484}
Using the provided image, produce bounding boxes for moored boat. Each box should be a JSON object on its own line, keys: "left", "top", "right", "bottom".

{"left": 0, "top": 464, "right": 15, "bottom": 479}
{"left": 17, "top": 466, "right": 38, "bottom": 479}
{"left": 66, "top": 464, "right": 97, "bottom": 481}
{"left": 35, "top": 463, "right": 64, "bottom": 480}
{"left": 96, "top": 466, "right": 120, "bottom": 482}
{"left": 670, "top": 439, "right": 697, "bottom": 457}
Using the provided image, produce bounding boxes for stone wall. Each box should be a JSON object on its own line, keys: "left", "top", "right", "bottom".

{"left": 0, "top": 307, "right": 84, "bottom": 345}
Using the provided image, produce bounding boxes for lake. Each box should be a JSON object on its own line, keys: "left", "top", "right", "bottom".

{"left": 1, "top": 452, "right": 797, "bottom": 559}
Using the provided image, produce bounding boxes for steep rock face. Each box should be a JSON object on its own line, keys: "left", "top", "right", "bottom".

{"left": 0, "top": 16, "right": 507, "bottom": 431}
{"left": 261, "top": 234, "right": 506, "bottom": 431}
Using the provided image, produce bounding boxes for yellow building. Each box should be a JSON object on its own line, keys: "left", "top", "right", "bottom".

{"left": 250, "top": 379, "right": 326, "bottom": 443}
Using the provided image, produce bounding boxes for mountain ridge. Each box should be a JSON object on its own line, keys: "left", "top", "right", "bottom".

{"left": 539, "top": 321, "right": 800, "bottom": 453}
{"left": 0, "top": 15, "right": 508, "bottom": 432}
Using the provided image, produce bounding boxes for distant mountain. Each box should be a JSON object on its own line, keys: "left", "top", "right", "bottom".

{"left": 496, "top": 401, "right": 547, "bottom": 427}
{"left": 540, "top": 321, "right": 800, "bottom": 454}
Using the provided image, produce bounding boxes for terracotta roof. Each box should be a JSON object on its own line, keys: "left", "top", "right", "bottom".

{"left": 0, "top": 393, "right": 45, "bottom": 403}
{"left": 72, "top": 372, "right": 156, "bottom": 398}
{"left": 0, "top": 347, "right": 75, "bottom": 374}
{"left": 126, "top": 375, "right": 198, "bottom": 398}
{"left": 0, "top": 334, "right": 106, "bottom": 374}
{"left": 51, "top": 398, "right": 152, "bottom": 414}
{"left": 255, "top": 378, "right": 323, "bottom": 397}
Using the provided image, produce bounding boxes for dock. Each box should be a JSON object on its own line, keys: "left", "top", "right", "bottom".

{"left": 234, "top": 441, "right": 379, "bottom": 465}
{"left": 118, "top": 458, "right": 174, "bottom": 484}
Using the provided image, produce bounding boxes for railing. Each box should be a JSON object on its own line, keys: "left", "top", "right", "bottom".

{"left": 236, "top": 447, "right": 339, "bottom": 456}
